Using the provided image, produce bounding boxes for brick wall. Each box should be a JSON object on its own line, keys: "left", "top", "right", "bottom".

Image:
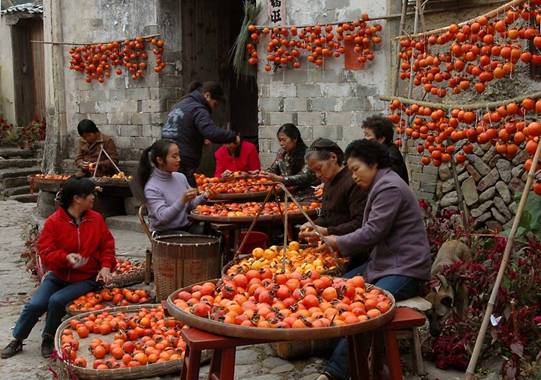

{"left": 256, "top": 0, "right": 390, "bottom": 167}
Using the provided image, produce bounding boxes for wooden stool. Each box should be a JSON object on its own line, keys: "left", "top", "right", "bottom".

{"left": 381, "top": 307, "right": 427, "bottom": 380}
{"left": 180, "top": 328, "right": 268, "bottom": 380}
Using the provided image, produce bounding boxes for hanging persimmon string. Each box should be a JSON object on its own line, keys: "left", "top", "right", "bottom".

{"left": 245, "top": 14, "right": 383, "bottom": 71}
{"left": 398, "top": 0, "right": 541, "bottom": 97}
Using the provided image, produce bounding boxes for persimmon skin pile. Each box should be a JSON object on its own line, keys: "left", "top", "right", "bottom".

{"left": 113, "top": 259, "right": 144, "bottom": 276}
{"left": 193, "top": 201, "right": 320, "bottom": 218}
{"left": 67, "top": 288, "right": 151, "bottom": 313}
{"left": 60, "top": 306, "right": 185, "bottom": 369}
{"left": 173, "top": 272, "right": 392, "bottom": 329}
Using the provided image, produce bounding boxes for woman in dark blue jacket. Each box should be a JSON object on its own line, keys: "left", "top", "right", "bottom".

{"left": 162, "top": 81, "right": 239, "bottom": 186}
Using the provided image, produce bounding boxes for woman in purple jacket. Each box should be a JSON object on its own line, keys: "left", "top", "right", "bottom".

{"left": 134, "top": 139, "right": 210, "bottom": 235}
{"left": 318, "top": 139, "right": 431, "bottom": 380}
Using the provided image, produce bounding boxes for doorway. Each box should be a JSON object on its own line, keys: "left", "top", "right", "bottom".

{"left": 181, "top": 0, "right": 259, "bottom": 176}
{"left": 11, "top": 17, "right": 45, "bottom": 127}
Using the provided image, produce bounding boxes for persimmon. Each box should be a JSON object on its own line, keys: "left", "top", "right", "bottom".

{"left": 76, "top": 325, "right": 89, "bottom": 339}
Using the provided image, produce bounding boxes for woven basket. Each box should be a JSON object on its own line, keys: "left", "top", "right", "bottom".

{"left": 109, "top": 269, "right": 145, "bottom": 288}
{"left": 54, "top": 304, "right": 182, "bottom": 380}
{"left": 151, "top": 235, "right": 221, "bottom": 301}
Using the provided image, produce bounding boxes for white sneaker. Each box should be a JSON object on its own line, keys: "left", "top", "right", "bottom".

{"left": 316, "top": 375, "right": 330, "bottom": 380}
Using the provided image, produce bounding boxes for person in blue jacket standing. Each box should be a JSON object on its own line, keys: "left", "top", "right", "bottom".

{"left": 162, "top": 81, "right": 240, "bottom": 186}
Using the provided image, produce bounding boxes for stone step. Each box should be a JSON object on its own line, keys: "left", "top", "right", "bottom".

{"left": 0, "top": 166, "right": 41, "bottom": 179}
{"left": 0, "top": 148, "right": 34, "bottom": 158}
{"left": 8, "top": 193, "right": 38, "bottom": 203}
{"left": 2, "top": 176, "right": 30, "bottom": 189}
{"left": 0, "top": 158, "right": 40, "bottom": 170}
{"left": 106, "top": 215, "right": 143, "bottom": 233}
{"left": 2, "top": 185, "right": 31, "bottom": 196}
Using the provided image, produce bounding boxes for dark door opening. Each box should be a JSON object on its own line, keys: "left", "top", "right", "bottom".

{"left": 11, "top": 17, "right": 45, "bottom": 127}
{"left": 181, "top": 0, "right": 259, "bottom": 176}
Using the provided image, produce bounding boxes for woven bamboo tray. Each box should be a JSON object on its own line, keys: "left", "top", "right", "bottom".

{"left": 65, "top": 288, "right": 154, "bottom": 316}
{"left": 54, "top": 304, "right": 183, "bottom": 380}
{"left": 190, "top": 207, "right": 319, "bottom": 224}
{"left": 167, "top": 279, "right": 396, "bottom": 341}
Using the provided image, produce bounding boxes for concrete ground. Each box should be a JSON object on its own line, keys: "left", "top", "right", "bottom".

{"left": 0, "top": 200, "right": 470, "bottom": 380}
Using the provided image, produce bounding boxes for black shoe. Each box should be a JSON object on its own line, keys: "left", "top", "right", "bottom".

{"left": 1, "top": 339, "right": 23, "bottom": 359}
{"left": 41, "top": 335, "right": 54, "bottom": 358}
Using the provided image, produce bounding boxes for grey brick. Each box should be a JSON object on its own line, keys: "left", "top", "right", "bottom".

{"left": 143, "top": 24, "right": 160, "bottom": 35}
{"left": 297, "top": 84, "right": 322, "bottom": 97}
{"left": 258, "top": 111, "right": 270, "bottom": 125}
{"left": 421, "top": 182, "right": 437, "bottom": 193}
{"left": 148, "top": 125, "right": 163, "bottom": 138}
{"left": 342, "top": 126, "right": 362, "bottom": 143}
{"left": 131, "top": 112, "right": 151, "bottom": 125}
{"left": 86, "top": 113, "right": 107, "bottom": 125}
{"left": 87, "top": 91, "right": 108, "bottom": 102}
{"left": 127, "top": 88, "right": 151, "bottom": 100}
{"left": 77, "top": 81, "right": 93, "bottom": 91}
{"left": 269, "top": 112, "right": 294, "bottom": 125}
{"left": 119, "top": 125, "right": 141, "bottom": 137}
{"left": 109, "top": 89, "right": 127, "bottom": 101}
{"left": 325, "top": 0, "right": 351, "bottom": 10}
{"left": 326, "top": 112, "right": 353, "bottom": 126}
{"left": 88, "top": 18, "right": 103, "bottom": 28}
{"left": 258, "top": 84, "right": 270, "bottom": 97}
{"left": 79, "top": 101, "right": 96, "bottom": 113}
{"left": 150, "top": 88, "right": 161, "bottom": 100}
{"left": 260, "top": 152, "right": 276, "bottom": 167}
{"left": 108, "top": 112, "right": 131, "bottom": 124}
{"left": 259, "top": 126, "right": 280, "bottom": 139}
{"left": 284, "top": 98, "right": 307, "bottom": 112}
{"left": 116, "top": 137, "right": 132, "bottom": 149}
{"left": 298, "top": 112, "right": 323, "bottom": 126}
{"left": 259, "top": 97, "right": 283, "bottom": 112}
{"left": 313, "top": 126, "right": 342, "bottom": 140}
{"left": 297, "top": 126, "right": 314, "bottom": 141}
{"left": 140, "top": 100, "right": 164, "bottom": 113}
{"left": 308, "top": 68, "right": 341, "bottom": 83}
{"left": 283, "top": 69, "right": 308, "bottom": 83}
{"left": 341, "top": 97, "right": 371, "bottom": 112}
{"left": 418, "top": 191, "right": 436, "bottom": 200}
{"left": 97, "top": 125, "right": 118, "bottom": 137}
{"left": 354, "top": 85, "right": 378, "bottom": 97}
{"left": 321, "top": 83, "right": 353, "bottom": 97}
{"left": 132, "top": 137, "right": 155, "bottom": 149}
{"left": 309, "top": 97, "right": 338, "bottom": 112}
{"left": 419, "top": 173, "right": 438, "bottom": 184}
{"left": 269, "top": 83, "right": 296, "bottom": 97}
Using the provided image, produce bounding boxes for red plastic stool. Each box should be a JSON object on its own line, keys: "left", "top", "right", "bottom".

{"left": 180, "top": 328, "right": 268, "bottom": 380}
{"left": 381, "top": 307, "right": 427, "bottom": 380}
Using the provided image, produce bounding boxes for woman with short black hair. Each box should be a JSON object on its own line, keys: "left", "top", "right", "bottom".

{"left": 260, "top": 123, "right": 317, "bottom": 191}
{"left": 1, "top": 177, "right": 116, "bottom": 359}
{"left": 300, "top": 138, "right": 366, "bottom": 241}
{"left": 362, "top": 115, "right": 409, "bottom": 184}
{"left": 318, "top": 139, "right": 430, "bottom": 380}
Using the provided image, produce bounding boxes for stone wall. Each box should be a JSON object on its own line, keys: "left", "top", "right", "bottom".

{"left": 437, "top": 146, "right": 528, "bottom": 230}
{"left": 0, "top": 17, "right": 16, "bottom": 123}
{"left": 255, "top": 0, "right": 390, "bottom": 167}
{"left": 44, "top": 0, "right": 183, "bottom": 174}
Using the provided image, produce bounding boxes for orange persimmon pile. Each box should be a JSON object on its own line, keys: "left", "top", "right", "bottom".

{"left": 113, "top": 259, "right": 145, "bottom": 277}
{"left": 246, "top": 13, "right": 382, "bottom": 71}
{"left": 193, "top": 201, "right": 320, "bottom": 218}
{"left": 68, "top": 36, "right": 165, "bottom": 83}
{"left": 399, "top": 1, "right": 541, "bottom": 96}
{"left": 60, "top": 306, "right": 185, "bottom": 369}
{"left": 67, "top": 288, "right": 151, "bottom": 313}
{"left": 32, "top": 173, "right": 72, "bottom": 181}
{"left": 173, "top": 273, "right": 391, "bottom": 328}
{"left": 195, "top": 174, "right": 275, "bottom": 194}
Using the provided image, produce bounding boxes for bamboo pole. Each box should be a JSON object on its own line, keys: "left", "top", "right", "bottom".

{"left": 394, "top": 0, "right": 526, "bottom": 40}
{"left": 465, "top": 139, "right": 541, "bottom": 379}
{"left": 30, "top": 33, "right": 161, "bottom": 46}
{"left": 253, "top": 0, "right": 508, "bottom": 30}
{"left": 380, "top": 91, "right": 541, "bottom": 110}
{"left": 392, "top": 0, "right": 409, "bottom": 96}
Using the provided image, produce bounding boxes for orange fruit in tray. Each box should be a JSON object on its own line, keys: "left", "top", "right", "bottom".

{"left": 195, "top": 174, "right": 274, "bottom": 194}
{"left": 59, "top": 305, "right": 185, "bottom": 369}
{"left": 193, "top": 201, "right": 320, "bottom": 218}
{"left": 174, "top": 274, "right": 391, "bottom": 329}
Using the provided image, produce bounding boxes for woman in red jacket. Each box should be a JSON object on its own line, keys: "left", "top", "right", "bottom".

{"left": 1, "top": 177, "right": 116, "bottom": 359}
{"left": 214, "top": 138, "right": 261, "bottom": 178}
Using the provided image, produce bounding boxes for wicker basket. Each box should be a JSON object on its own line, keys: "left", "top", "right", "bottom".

{"left": 54, "top": 304, "right": 183, "bottom": 379}
{"left": 109, "top": 268, "right": 145, "bottom": 288}
{"left": 151, "top": 235, "right": 221, "bottom": 301}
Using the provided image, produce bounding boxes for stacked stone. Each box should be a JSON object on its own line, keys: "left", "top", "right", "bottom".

{"left": 436, "top": 143, "right": 528, "bottom": 229}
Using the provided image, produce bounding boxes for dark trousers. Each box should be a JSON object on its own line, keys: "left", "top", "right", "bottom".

{"left": 12, "top": 272, "right": 99, "bottom": 340}
{"left": 324, "top": 263, "right": 423, "bottom": 380}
